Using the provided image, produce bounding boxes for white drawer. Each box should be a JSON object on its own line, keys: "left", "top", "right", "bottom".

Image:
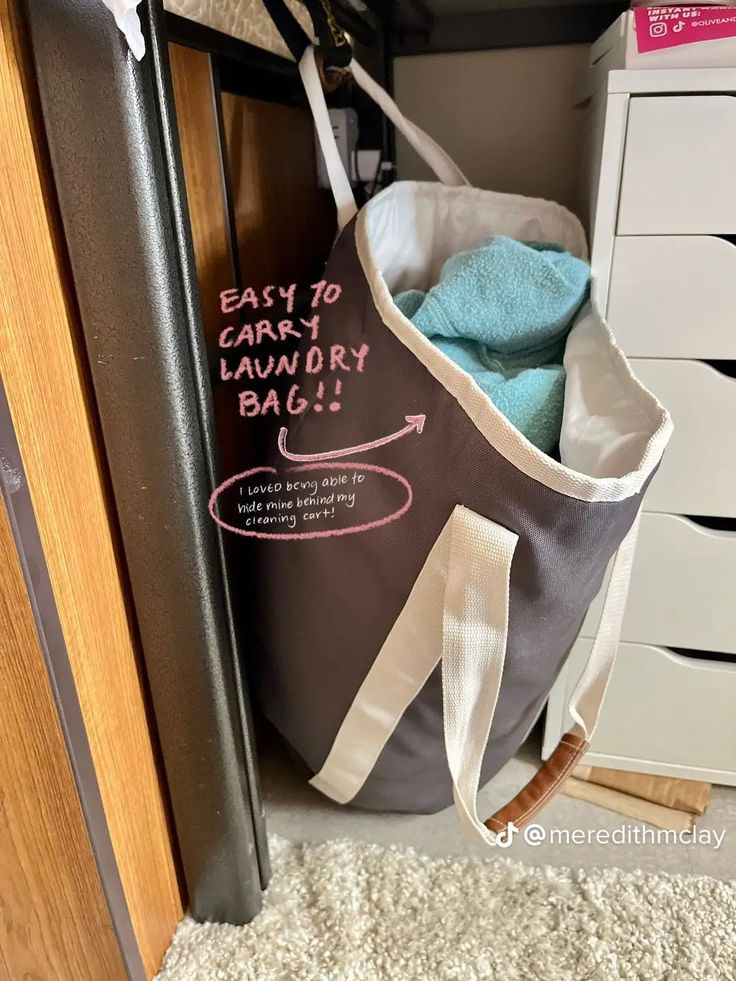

{"left": 618, "top": 96, "right": 736, "bottom": 235}
{"left": 631, "top": 359, "right": 736, "bottom": 518}
{"left": 581, "top": 513, "right": 736, "bottom": 654}
{"left": 547, "top": 640, "right": 736, "bottom": 783}
{"left": 608, "top": 236, "right": 736, "bottom": 359}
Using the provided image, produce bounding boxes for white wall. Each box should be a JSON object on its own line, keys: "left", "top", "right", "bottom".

{"left": 393, "top": 45, "right": 590, "bottom": 216}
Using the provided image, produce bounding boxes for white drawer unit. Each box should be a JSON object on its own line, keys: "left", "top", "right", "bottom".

{"left": 545, "top": 65, "right": 736, "bottom": 784}
{"left": 629, "top": 359, "right": 736, "bottom": 519}
{"left": 581, "top": 513, "right": 736, "bottom": 654}
{"left": 618, "top": 95, "right": 736, "bottom": 235}
{"left": 607, "top": 236, "right": 736, "bottom": 359}
{"left": 545, "top": 640, "right": 736, "bottom": 785}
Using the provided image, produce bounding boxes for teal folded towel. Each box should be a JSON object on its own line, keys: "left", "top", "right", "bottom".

{"left": 431, "top": 337, "right": 568, "bottom": 453}
{"left": 394, "top": 236, "right": 590, "bottom": 453}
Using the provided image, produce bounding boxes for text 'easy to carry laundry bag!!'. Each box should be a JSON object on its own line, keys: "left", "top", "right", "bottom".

{"left": 209, "top": 22, "right": 673, "bottom": 844}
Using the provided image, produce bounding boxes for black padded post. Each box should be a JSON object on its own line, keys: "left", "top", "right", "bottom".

{"left": 22, "top": 0, "right": 268, "bottom": 923}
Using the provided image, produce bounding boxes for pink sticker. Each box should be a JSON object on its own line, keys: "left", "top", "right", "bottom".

{"left": 634, "top": 5, "right": 736, "bottom": 53}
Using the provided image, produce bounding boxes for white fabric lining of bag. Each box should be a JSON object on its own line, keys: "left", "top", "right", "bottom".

{"left": 356, "top": 182, "right": 673, "bottom": 503}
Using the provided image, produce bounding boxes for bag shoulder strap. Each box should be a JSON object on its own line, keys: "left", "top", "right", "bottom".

{"left": 484, "top": 512, "right": 641, "bottom": 836}
{"left": 298, "top": 47, "right": 469, "bottom": 231}
{"left": 310, "top": 506, "right": 640, "bottom": 842}
{"left": 349, "top": 60, "right": 469, "bottom": 190}
{"left": 299, "top": 47, "right": 357, "bottom": 230}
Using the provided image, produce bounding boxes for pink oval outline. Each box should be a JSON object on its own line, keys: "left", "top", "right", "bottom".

{"left": 208, "top": 461, "right": 413, "bottom": 541}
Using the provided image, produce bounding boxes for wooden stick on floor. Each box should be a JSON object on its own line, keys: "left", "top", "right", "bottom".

{"left": 563, "top": 776, "right": 696, "bottom": 832}
{"left": 574, "top": 765, "right": 711, "bottom": 816}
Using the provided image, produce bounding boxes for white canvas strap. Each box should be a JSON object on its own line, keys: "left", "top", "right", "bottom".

{"left": 568, "top": 511, "right": 641, "bottom": 742}
{"left": 309, "top": 505, "right": 465, "bottom": 803}
{"left": 298, "top": 47, "right": 358, "bottom": 230}
{"left": 484, "top": 511, "right": 641, "bottom": 835}
{"left": 311, "top": 506, "right": 640, "bottom": 842}
{"left": 310, "top": 506, "right": 518, "bottom": 812}
{"left": 298, "top": 47, "right": 469, "bottom": 231}
{"left": 442, "top": 508, "right": 518, "bottom": 844}
{"left": 349, "top": 59, "right": 469, "bottom": 189}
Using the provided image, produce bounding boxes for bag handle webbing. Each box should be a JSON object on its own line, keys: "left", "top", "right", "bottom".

{"left": 441, "top": 509, "right": 519, "bottom": 844}
{"left": 310, "top": 506, "right": 640, "bottom": 841}
{"left": 298, "top": 47, "right": 469, "bottom": 231}
{"left": 309, "top": 506, "right": 518, "bottom": 808}
{"left": 482, "top": 511, "right": 641, "bottom": 837}
{"left": 349, "top": 60, "right": 469, "bottom": 189}
{"left": 261, "top": 0, "right": 469, "bottom": 189}
{"left": 299, "top": 46, "right": 358, "bottom": 230}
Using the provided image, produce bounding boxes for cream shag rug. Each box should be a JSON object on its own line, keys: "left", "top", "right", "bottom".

{"left": 156, "top": 837, "right": 736, "bottom": 980}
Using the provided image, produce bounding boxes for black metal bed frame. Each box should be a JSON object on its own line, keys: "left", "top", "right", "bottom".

{"left": 393, "top": 1, "right": 627, "bottom": 56}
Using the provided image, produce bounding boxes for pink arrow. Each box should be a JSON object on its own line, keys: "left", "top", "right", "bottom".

{"left": 278, "top": 414, "right": 426, "bottom": 462}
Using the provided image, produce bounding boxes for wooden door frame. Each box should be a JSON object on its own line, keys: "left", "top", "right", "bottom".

{"left": 1, "top": 0, "right": 183, "bottom": 975}
{"left": 0, "top": 383, "right": 134, "bottom": 981}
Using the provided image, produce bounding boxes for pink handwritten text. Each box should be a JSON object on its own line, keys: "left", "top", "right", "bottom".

{"left": 217, "top": 280, "right": 368, "bottom": 417}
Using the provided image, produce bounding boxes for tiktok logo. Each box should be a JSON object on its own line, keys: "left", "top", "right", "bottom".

{"left": 495, "top": 821, "right": 519, "bottom": 848}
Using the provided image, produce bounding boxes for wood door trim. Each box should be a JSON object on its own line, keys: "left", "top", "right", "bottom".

{"left": 0, "top": 1, "right": 183, "bottom": 975}
{"left": 0, "top": 459, "right": 127, "bottom": 981}
{"left": 169, "top": 43, "right": 236, "bottom": 351}
{"left": 0, "top": 381, "right": 144, "bottom": 980}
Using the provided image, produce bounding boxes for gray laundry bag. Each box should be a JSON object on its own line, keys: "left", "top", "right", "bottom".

{"left": 216, "top": 48, "right": 673, "bottom": 844}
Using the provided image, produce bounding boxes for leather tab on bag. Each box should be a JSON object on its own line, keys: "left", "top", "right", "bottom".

{"left": 485, "top": 732, "right": 589, "bottom": 834}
